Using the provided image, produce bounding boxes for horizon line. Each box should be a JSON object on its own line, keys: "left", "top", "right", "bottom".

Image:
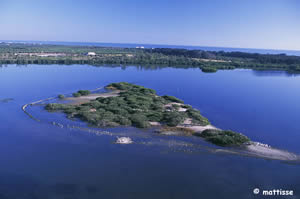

{"left": 1, "top": 39, "right": 300, "bottom": 53}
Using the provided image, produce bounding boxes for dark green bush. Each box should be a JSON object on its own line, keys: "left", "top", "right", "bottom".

{"left": 163, "top": 111, "right": 185, "bottom": 126}
{"left": 199, "top": 129, "right": 250, "bottom": 147}
{"left": 72, "top": 92, "right": 81, "bottom": 97}
{"left": 181, "top": 104, "right": 192, "bottom": 109}
{"left": 130, "top": 113, "right": 150, "bottom": 128}
{"left": 201, "top": 67, "right": 217, "bottom": 73}
{"left": 187, "top": 108, "right": 210, "bottom": 125}
{"left": 58, "top": 94, "right": 65, "bottom": 99}
{"left": 45, "top": 103, "right": 70, "bottom": 111}
{"left": 114, "top": 115, "right": 132, "bottom": 126}
{"left": 147, "top": 111, "right": 164, "bottom": 122}
{"left": 162, "top": 95, "right": 184, "bottom": 103}
{"left": 78, "top": 90, "right": 91, "bottom": 96}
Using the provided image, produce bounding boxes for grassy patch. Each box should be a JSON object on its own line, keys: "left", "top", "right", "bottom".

{"left": 159, "top": 126, "right": 195, "bottom": 135}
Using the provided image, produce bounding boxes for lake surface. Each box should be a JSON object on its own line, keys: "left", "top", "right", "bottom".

{"left": 0, "top": 64, "right": 300, "bottom": 199}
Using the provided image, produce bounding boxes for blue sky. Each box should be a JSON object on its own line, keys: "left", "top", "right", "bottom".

{"left": 1, "top": 0, "right": 299, "bottom": 50}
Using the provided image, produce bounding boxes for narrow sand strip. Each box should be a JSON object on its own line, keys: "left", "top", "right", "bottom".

{"left": 244, "top": 143, "right": 299, "bottom": 161}
{"left": 65, "top": 90, "right": 120, "bottom": 104}
{"left": 183, "top": 125, "right": 218, "bottom": 132}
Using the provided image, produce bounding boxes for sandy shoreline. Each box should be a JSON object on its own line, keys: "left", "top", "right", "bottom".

{"left": 157, "top": 124, "right": 300, "bottom": 161}
{"left": 64, "top": 90, "right": 120, "bottom": 104}
{"left": 182, "top": 124, "right": 218, "bottom": 132}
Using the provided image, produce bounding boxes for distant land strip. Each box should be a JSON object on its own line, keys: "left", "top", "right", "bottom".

{"left": 1, "top": 43, "right": 300, "bottom": 73}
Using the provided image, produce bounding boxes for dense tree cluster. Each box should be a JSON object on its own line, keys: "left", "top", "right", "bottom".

{"left": 45, "top": 82, "right": 210, "bottom": 128}
{"left": 195, "top": 129, "right": 250, "bottom": 146}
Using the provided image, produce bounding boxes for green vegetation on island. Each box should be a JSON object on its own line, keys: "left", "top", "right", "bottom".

{"left": 195, "top": 129, "right": 250, "bottom": 146}
{"left": 45, "top": 82, "right": 251, "bottom": 147}
{"left": 46, "top": 82, "right": 209, "bottom": 128}
{"left": 58, "top": 94, "right": 65, "bottom": 99}
{"left": 1, "top": 43, "right": 300, "bottom": 73}
{"left": 72, "top": 90, "right": 91, "bottom": 97}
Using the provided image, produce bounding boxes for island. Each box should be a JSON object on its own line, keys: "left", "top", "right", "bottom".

{"left": 45, "top": 82, "right": 250, "bottom": 147}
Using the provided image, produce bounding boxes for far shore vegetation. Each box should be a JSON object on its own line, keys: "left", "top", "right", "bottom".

{"left": 1, "top": 43, "right": 300, "bottom": 73}
{"left": 45, "top": 82, "right": 251, "bottom": 147}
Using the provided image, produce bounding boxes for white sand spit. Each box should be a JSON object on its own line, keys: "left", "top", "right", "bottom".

{"left": 245, "top": 143, "right": 299, "bottom": 161}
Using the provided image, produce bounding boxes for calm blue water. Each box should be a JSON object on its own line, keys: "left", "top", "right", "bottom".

{"left": 0, "top": 64, "right": 300, "bottom": 199}
{"left": 2, "top": 40, "right": 300, "bottom": 56}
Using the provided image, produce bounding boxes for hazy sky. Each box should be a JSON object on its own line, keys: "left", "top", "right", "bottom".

{"left": 1, "top": 0, "right": 300, "bottom": 50}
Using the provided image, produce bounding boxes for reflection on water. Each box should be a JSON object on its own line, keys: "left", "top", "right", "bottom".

{"left": 251, "top": 69, "right": 300, "bottom": 77}
{"left": 0, "top": 98, "right": 14, "bottom": 103}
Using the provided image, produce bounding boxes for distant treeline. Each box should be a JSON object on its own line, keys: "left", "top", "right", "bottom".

{"left": 1, "top": 43, "right": 300, "bottom": 73}
{"left": 148, "top": 48, "right": 300, "bottom": 65}
{"left": 0, "top": 54, "right": 236, "bottom": 71}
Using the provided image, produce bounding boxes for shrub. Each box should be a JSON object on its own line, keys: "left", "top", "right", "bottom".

{"left": 72, "top": 92, "right": 81, "bottom": 97}
{"left": 181, "top": 104, "right": 192, "bottom": 109}
{"left": 162, "top": 95, "right": 184, "bottom": 103}
{"left": 198, "top": 129, "right": 250, "bottom": 147}
{"left": 140, "top": 87, "right": 156, "bottom": 95}
{"left": 97, "top": 119, "right": 119, "bottom": 127}
{"left": 201, "top": 67, "right": 217, "bottom": 73}
{"left": 78, "top": 90, "right": 91, "bottom": 96}
{"left": 106, "top": 106, "right": 129, "bottom": 116}
{"left": 106, "top": 82, "right": 134, "bottom": 90}
{"left": 88, "top": 100, "right": 103, "bottom": 109}
{"left": 162, "top": 111, "right": 185, "bottom": 126}
{"left": 63, "top": 107, "right": 77, "bottom": 116}
{"left": 45, "top": 103, "right": 70, "bottom": 111}
{"left": 187, "top": 108, "right": 210, "bottom": 125}
{"left": 147, "top": 111, "right": 164, "bottom": 122}
{"left": 172, "top": 104, "right": 181, "bottom": 110}
{"left": 79, "top": 112, "right": 101, "bottom": 125}
{"left": 150, "top": 103, "right": 164, "bottom": 110}
{"left": 114, "top": 116, "right": 132, "bottom": 126}
{"left": 58, "top": 94, "right": 65, "bottom": 99}
{"left": 130, "top": 113, "right": 150, "bottom": 128}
